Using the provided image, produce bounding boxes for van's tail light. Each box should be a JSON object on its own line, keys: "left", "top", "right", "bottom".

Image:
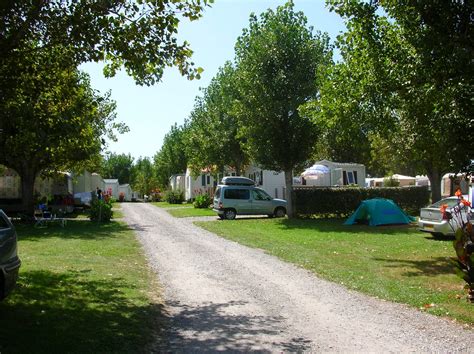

{"left": 219, "top": 202, "right": 223, "bottom": 209}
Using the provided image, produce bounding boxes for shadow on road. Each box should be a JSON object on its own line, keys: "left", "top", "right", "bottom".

{"left": 156, "top": 300, "right": 312, "bottom": 352}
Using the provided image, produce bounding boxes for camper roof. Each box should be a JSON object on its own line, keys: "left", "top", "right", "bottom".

{"left": 221, "top": 176, "right": 255, "bottom": 186}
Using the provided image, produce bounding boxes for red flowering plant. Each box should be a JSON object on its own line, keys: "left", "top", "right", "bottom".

{"left": 441, "top": 189, "right": 474, "bottom": 302}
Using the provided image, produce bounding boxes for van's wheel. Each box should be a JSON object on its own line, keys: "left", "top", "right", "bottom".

{"left": 274, "top": 207, "right": 286, "bottom": 218}
{"left": 224, "top": 209, "right": 236, "bottom": 220}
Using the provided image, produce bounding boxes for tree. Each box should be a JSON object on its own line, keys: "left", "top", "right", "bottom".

{"left": 133, "top": 157, "right": 159, "bottom": 196}
{"left": 0, "top": 47, "right": 122, "bottom": 214}
{"left": 186, "top": 62, "right": 248, "bottom": 176}
{"left": 0, "top": 0, "right": 212, "bottom": 86}
{"left": 234, "top": 1, "right": 332, "bottom": 217}
{"left": 154, "top": 124, "right": 188, "bottom": 188}
{"left": 326, "top": 0, "right": 474, "bottom": 201}
{"left": 299, "top": 62, "right": 373, "bottom": 170}
{"left": 100, "top": 153, "right": 135, "bottom": 185}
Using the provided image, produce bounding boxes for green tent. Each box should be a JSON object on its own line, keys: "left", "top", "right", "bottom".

{"left": 344, "top": 198, "right": 416, "bottom": 226}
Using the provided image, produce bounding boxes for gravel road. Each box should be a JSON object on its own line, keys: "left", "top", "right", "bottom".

{"left": 122, "top": 203, "right": 474, "bottom": 352}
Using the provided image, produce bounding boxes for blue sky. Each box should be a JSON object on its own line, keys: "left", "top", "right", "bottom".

{"left": 81, "top": 0, "right": 346, "bottom": 160}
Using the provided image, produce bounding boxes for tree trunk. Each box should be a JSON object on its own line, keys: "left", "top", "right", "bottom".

{"left": 19, "top": 168, "right": 37, "bottom": 216}
{"left": 427, "top": 168, "right": 442, "bottom": 203}
{"left": 284, "top": 170, "right": 294, "bottom": 218}
{"left": 235, "top": 162, "right": 241, "bottom": 176}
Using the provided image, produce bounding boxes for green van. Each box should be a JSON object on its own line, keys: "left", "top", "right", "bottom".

{"left": 212, "top": 177, "right": 287, "bottom": 220}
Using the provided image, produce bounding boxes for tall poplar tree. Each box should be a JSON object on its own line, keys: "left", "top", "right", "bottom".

{"left": 234, "top": 1, "right": 332, "bottom": 217}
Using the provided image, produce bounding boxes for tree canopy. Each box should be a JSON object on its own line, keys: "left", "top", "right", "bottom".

{"left": 0, "top": 0, "right": 212, "bottom": 85}
{"left": 154, "top": 124, "right": 189, "bottom": 188}
{"left": 234, "top": 1, "right": 332, "bottom": 216}
{"left": 100, "top": 153, "right": 135, "bottom": 185}
{"left": 0, "top": 47, "right": 123, "bottom": 213}
{"left": 304, "top": 0, "right": 474, "bottom": 201}
{"left": 185, "top": 62, "right": 248, "bottom": 176}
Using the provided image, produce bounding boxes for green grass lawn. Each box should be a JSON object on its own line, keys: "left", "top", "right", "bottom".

{"left": 0, "top": 220, "right": 162, "bottom": 353}
{"left": 195, "top": 218, "right": 474, "bottom": 325}
{"left": 151, "top": 201, "right": 192, "bottom": 208}
{"left": 167, "top": 207, "right": 216, "bottom": 218}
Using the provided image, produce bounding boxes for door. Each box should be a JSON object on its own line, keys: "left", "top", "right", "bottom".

{"left": 251, "top": 189, "right": 273, "bottom": 214}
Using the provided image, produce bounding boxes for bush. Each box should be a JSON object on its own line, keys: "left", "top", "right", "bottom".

{"left": 293, "top": 186, "right": 430, "bottom": 217}
{"left": 164, "top": 189, "right": 184, "bottom": 204}
{"left": 383, "top": 176, "right": 401, "bottom": 187}
{"left": 193, "top": 194, "right": 212, "bottom": 208}
{"left": 89, "top": 199, "right": 113, "bottom": 222}
{"left": 118, "top": 192, "right": 125, "bottom": 202}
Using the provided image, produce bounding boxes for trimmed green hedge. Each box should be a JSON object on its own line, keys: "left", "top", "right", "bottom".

{"left": 293, "top": 186, "right": 430, "bottom": 217}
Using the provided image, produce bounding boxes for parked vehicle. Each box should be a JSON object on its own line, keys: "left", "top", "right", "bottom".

{"left": 0, "top": 209, "right": 21, "bottom": 300}
{"left": 213, "top": 177, "right": 287, "bottom": 220}
{"left": 418, "top": 196, "right": 471, "bottom": 237}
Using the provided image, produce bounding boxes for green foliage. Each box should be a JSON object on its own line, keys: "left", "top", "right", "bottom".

{"left": 193, "top": 194, "right": 212, "bottom": 209}
{"left": 0, "top": 1, "right": 212, "bottom": 86}
{"left": 185, "top": 62, "right": 248, "bottom": 176}
{"left": 164, "top": 190, "right": 185, "bottom": 205}
{"left": 234, "top": 2, "right": 333, "bottom": 217}
{"left": 293, "top": 186, "right": 430, "bottom": 217}
{"left": 89, "top": 199, "right": 113, "bottom": 222}
{"left": 0, "top": 46, "right": 123, "bottom": 214}
{"left": 319, "top": 0, "right": 474, "bottom": 202}
{"left": 154, "top": 124, "right": 188, "bottom": 188}
{"left": 100, "top": 153, "right": 135, "bottom": 184}
{"left": 383, "top": 176, "right": 401, "bottom": 187}
{"left": 133, "top": 157, "right": 159, "bottom": 196}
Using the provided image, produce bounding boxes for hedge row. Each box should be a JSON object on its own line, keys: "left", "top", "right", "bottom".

{"left": 293, "top": 186, "right": 430, "bottom": 217}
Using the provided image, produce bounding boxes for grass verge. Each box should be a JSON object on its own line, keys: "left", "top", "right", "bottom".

{"left": 151, "top": 202, "right": 192, "bottom": 209}
{"left": 168, "top": 207, "right": 216, "bottom": 218}
{"left": 0, "top": 220, "right": 162, "bottom": 353}
{"left": 195, "top": 217, "right": 474, "bottom": 325}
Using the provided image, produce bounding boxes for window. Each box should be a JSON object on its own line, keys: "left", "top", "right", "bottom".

{"left": 252, "top": 189, "right": 271, "bottom": 201}
{"left": 201, "top": 174, "right": 206, "bottom": 186}
{"left": 347, "top": 171, "right": 355, "bottom": 184}
{"left": 260, "top": 171, "right": 263, "bottom": 186}
{"left": 207, "top": 175, "right": 210, "bottom": 185}
{"left": 224, "top": 188, "right": 250, "bottom": 200}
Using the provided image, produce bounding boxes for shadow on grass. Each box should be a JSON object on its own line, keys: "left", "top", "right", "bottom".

{"left": 277, "top": 218, "right": 419, "bottom": 235}
{"left": 14, "top": 220, "right": 131, "bottom": 241}
{"left": 0, "top": 270, "right": 163, "bottom": 353}
{"left": 373, "top": 256, "right": 455, "bottom": 277}
{"left": 158, "top": 300, "right": 312, "bottom": 352}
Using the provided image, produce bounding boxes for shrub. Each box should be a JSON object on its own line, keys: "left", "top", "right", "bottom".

{"left": 118, "top": 192, "right": 125, "bottom": 202}
{"left": 164, "top": 189, "right": 184, "bottom": 204}
{"left": 293, "top": 186, "right": 430, "bottom": 217}
{"left": 89, "top": 199, "right": 113, "bottom": 222}
{"left": 193, "top": 194, "right": 212, "bottom": 209}
{"left": 383, "top": 176, "right": 400, "bottom": 187}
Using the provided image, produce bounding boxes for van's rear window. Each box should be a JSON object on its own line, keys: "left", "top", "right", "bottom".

{"left": 224, "top": 189, "right": 250, "bottom": 200}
